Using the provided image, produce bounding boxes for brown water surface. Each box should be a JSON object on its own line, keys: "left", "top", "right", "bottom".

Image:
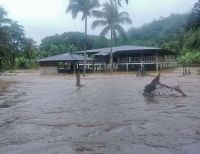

{"left": 0, "top": 69, "right": 200, "bottom": 154}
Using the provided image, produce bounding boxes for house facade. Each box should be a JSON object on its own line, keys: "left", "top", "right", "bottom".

{"left": 38, "top": 45, "right": 177, "bottom": 75}
{"left": 75, "top": 45, "right": 177, "bottom": 72}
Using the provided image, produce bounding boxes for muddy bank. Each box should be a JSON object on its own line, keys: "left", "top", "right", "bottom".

{"left": 0, "top": 69, "right": 200, "bottom": 154}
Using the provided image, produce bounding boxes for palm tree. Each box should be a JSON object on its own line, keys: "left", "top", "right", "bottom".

{"left": 9, "top": 21, "right": 25, "bottom": 68}
{"left": 23, "top": 38, "right": 37, "bottom": 68}
{"left": 0, "top": 6, "right": 11, "bottom": 26}
{"left": 66, "top": 0, "right": 99, "bottom": 76}
{"left": 0, "top": 6, "right": 11, "bottom": 71}
{"left": 92, "top": 0, "right": 132, "bottom": 72}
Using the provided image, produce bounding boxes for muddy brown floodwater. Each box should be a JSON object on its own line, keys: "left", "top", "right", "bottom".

{"left": 0, "top": 69, "right": 200, "bottom": 154}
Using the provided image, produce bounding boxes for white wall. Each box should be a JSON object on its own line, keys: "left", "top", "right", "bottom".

{"left": 39, "top": 66, "right": 58, "bottom": 75}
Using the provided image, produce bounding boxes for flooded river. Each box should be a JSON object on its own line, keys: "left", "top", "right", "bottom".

{"left": 0, "top": 70, "right": 200, "bottom": 154}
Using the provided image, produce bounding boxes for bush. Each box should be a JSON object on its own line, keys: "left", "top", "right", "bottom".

{"left": 16, "top": 57, "right": 29, "bottom": 69}
{"left": 178, "top": 49, "right": 200, "bottom": 65}
{"left": 29, "top": 60, "right": 38, "bottom": 69}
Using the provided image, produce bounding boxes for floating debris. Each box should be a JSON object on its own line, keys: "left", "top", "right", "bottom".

{"left": 143, "top": 74, "right": 186, "bottom": 97}
{"left": 75, "top": 146, "right": 93, "bottom": 152}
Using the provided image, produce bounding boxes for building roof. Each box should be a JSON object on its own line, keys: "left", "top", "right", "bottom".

{"left": 37, "top": 53, "right": 93, "bottom": 62}
{"left": 74, "top": 45, "right": 164, "bottom": 56}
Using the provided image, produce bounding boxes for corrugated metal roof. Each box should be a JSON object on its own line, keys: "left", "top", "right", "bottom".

{"left": 37, "top": 53, "right": 93, "bottom": 62}
{"left": 74, "top": 47, "right": 110, "bottom": 54}
{"left": 74, "top": 45, "right": 162, "bottom": 55}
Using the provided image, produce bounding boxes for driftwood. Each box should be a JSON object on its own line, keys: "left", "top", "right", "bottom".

{"left": 143, "top": 74, "right": 186, "bottom": 97}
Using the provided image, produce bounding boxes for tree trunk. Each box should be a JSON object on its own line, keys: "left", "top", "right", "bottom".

{"left": 110, "top": 25, "right": 113, "bottom": 73}
{"left": 28, "top": 49, "right": 31, "bottom": 68}
{"left": 12, "top": 50, "right": 15, "bottom": 69}
{"left": 83, "top": 16, "right": 87, "bottom": 77}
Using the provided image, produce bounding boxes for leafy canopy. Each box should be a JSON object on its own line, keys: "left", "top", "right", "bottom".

{"left": 92, "top": 0, "right": 132, "bottom": 39}
{"left": 187, "top": 0, "right": 200, "bottom": 30}
{"left": 66, "top": 0, "right": 99, "bottom": 20}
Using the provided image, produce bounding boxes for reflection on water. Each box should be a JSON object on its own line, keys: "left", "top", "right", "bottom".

{"left": 0, "top": 70, "right": 200, "bottom": 154}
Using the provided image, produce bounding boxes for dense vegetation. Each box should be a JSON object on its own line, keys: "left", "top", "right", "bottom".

{"left": 0, "top": 6, "right": 37, "bottom": 71}
{"left": 40, "top": 32, "right": 109, "bottom": 57}
{"left": 127, "top": 14, "right": 188, "bottom": 52}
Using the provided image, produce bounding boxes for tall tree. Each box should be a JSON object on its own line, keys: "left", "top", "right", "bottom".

{"left": 66, "top": 0, "right": 99, "bottom": 76}
{"left": 0, "top": 6, "right": 11, "bottom": 71}
{"left": 23, "top": 38, "right": 37, "bottom": 67}
{"left": 187, "top": 0, "right": 200, "bottom": 30}
{"left": 9, "top": 21, "right": 25, "bottom": 68}
{"left": 0, "top": 6, "right": 11, "bottom": 27}
{"left": 92, "top": 0, "right": 132, "bottom": 72}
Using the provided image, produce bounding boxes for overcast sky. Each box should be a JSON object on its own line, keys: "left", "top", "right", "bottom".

{"left": 0, "top": 0, "right": 197, "bottom": 44}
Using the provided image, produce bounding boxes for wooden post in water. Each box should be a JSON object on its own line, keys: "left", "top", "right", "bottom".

{"left": 156, "top": 52, "right": 159, "bottom": 73}
{"left": 126, "top": 63, "right": 129, "bottom": 73}
{"left": 76, "top": 69, "right": 80, "bottom": 87}
{"left": 93, "top": 61, "right": 95, "bottom": 72}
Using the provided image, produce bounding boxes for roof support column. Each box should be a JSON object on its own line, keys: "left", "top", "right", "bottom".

{"left": 93, "top": 61, "right": 95, "bottom": 72}
{"left": 156, "top": 51, "right": 159, "bottom": 73}
{"left": 126, "top": 63, "right": 129, "bottom": 73}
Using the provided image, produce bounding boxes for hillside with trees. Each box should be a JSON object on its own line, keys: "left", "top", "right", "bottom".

{"left": 126, "top": 13, "right": 188, "bottom": 52}
{"left": 39, "top": 32, "right": 109, "bottom": 57}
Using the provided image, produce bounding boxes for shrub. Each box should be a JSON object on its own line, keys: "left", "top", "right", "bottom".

{"left": 178, "top": 49, "right": 200, "bottom": 65}
{"left": 16, "top": 57, "right": 29, "bottom": 69}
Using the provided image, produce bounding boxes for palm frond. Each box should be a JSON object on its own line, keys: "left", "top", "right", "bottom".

{"left": 89, "top": 0, "right": 100, "bottom": 10}
{"left": 0, "top": 18, "right": 11, "bottom": 24}
{"left": 116, "top": 0, "right": 128, "bottom": 6}
{"left": 91, "top": 20, "right": 107, "bottom": 29}
{"left": 100, "top": 25, "right": 111, "bottom": 37}
{"left": 92, "top": 10, "right": 105, "bottom": 18}
{"left": 118, "top": 17, "right": 132, "bottom": 24}
{"left": 115, "top": 24, "right": 127, "bottom": 38}
{"left": 0, "top": 6, "right": 7, "bottom": 17}
{"left": 92, "top": 0, "right": 131, "bottom": 41}
{"left": 118, "top": 11, "right": 129, "bottom": 18}
{"left": 66, "top": 0, "right": 99, "bottom": 20}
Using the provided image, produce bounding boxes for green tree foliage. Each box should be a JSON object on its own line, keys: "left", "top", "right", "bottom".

{"left": 182, "top": 29, "right": 200, "bottom": 49}
{"left": 127, "top": 14, "right": 188, "bottom": 52}
{"left": 0, "top": 6, "right": 37, "bottom": 71}
{"left": 187, "top": 0, "right": 200, "bottom": 30}
{"left": 92, "top": 0, "right": 132, "bottom": 40}
{"left": 178, "top": 49, "right": 200, "bottom": 65}
{"left": 39, "top": 32, "right": 109, "bottom": 57}
{"left": 22, "top": 38, "right": 37, "bottom": 67}
{"left": 15, "top": 57, "right": 29, "bottom": 69}
{"left": 178, "top": 1, "right": 200, "bottom": 65}
{"left": 8, "top": 21, "right": 25, "bottom": 68}
{"left": 0, "top": 7, "right": 11, "bottom": 71}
